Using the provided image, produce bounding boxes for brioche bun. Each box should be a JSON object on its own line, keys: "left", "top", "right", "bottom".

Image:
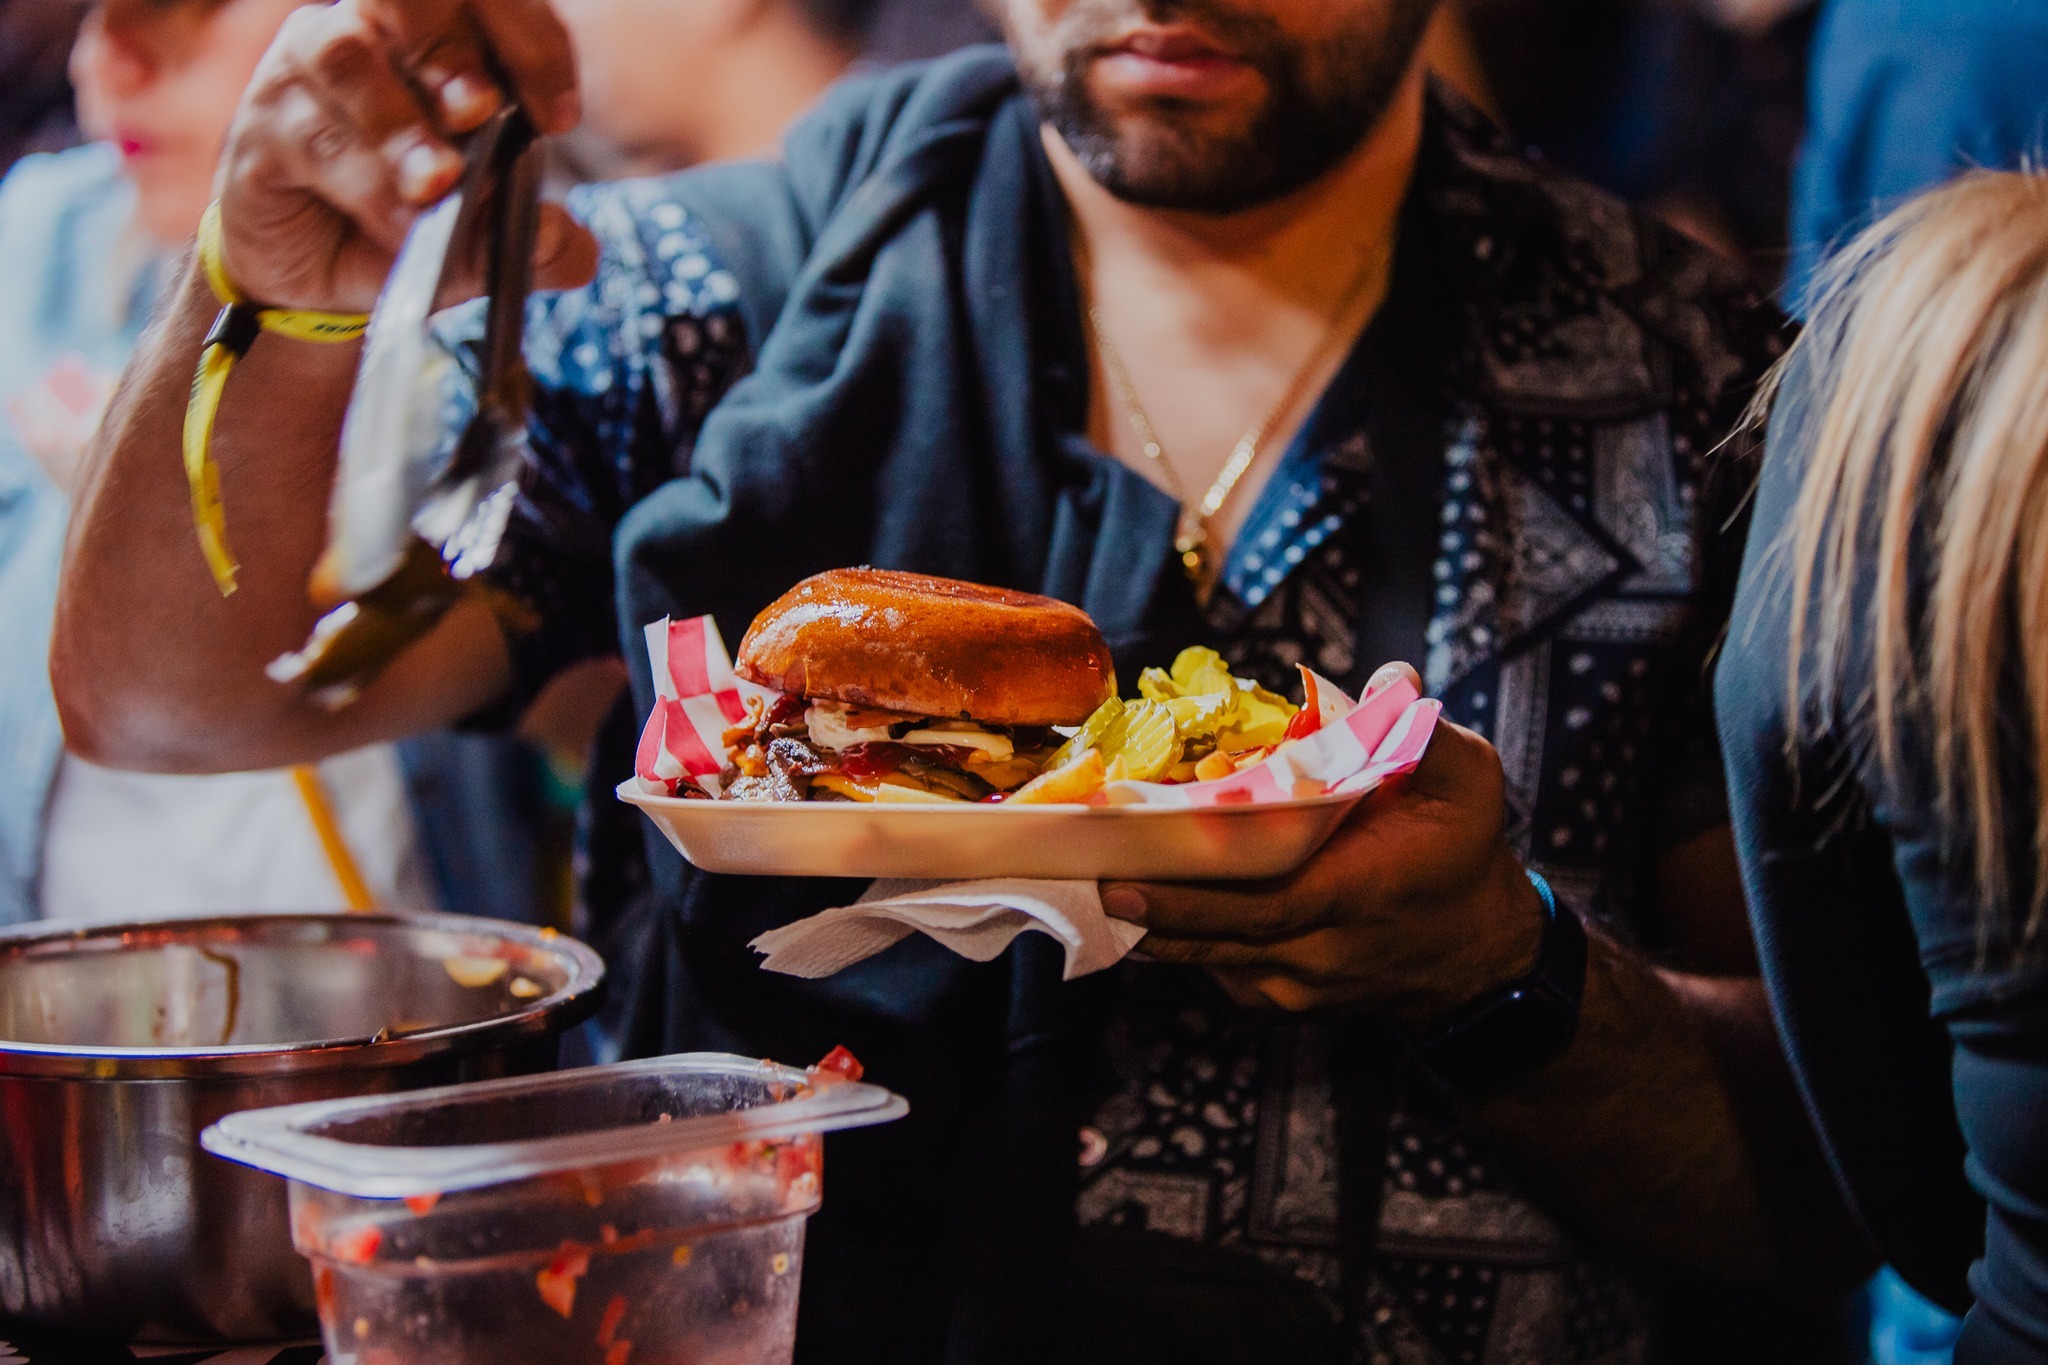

{"left": 734, "top": 569, "right": 1116, "bottom": 727}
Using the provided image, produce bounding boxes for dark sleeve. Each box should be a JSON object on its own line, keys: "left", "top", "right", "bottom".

{"left": 1716, "top": 368, "right": 2048, "bottom": 1336}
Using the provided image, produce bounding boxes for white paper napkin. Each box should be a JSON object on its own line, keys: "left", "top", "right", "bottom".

{"left": 749, "top": 878, "right": 1147, "bottom": 981}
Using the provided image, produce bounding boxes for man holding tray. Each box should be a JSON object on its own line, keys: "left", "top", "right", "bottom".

{"left": 53, "top": 0, "right": 1868, "bottom": 1360}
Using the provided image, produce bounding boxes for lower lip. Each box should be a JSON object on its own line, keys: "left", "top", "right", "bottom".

{"left": 1093, "top": 49, "right": 1258, "bottom": 100}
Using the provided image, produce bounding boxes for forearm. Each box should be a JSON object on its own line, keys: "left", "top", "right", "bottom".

{"left": 1469, "top": 931, "right": 1874, "bottom": 1288}
{"left": 52, "top": 257, "right": 509, "bottom": 771}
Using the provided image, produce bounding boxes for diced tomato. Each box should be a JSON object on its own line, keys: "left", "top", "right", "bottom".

{"left": 811, "top": 1045, "right": 864, "bottom": 1083}
{"left": 597, "top": 1294, "right": 628, "bottom": 1347}
{"left": 329, "top": 1224, "right": 383, "bottom": 1265}
{"left": 536, "top": 1243, "right": 592, "bottom": 1319}
{"left": 402, "top": 1192, "right": 441, "bottom": 1216}
{"left": 313, "top": 1265, "right": 337, "bottom": 1316}
{"left": 605, "top": 1341, "right": 634, "bottom": 1365}
{"left": 776, "top": 1137, "right": 825, "bottom": 1204}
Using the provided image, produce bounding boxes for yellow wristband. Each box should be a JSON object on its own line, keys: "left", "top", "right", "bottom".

{"left": 182, "top": 202, "right": 369, "bottom": 596}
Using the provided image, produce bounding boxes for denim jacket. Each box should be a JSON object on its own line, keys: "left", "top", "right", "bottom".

{"left": 0, "top": 144, "right": 551, "bottom": 926}
{"left": 0, "top": 144, "right": 151, "bottom": 925}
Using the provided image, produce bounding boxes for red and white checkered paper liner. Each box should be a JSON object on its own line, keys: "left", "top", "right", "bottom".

{"left": 633, "top": 614, "right": 1441, "bottom": 805}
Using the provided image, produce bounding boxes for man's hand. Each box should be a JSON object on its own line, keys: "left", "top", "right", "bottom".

{"left": 215, "top": 0, "right": 597, "bottom": 313}
{"left": 1104, "top": 667, "right": 1545, "bottom": 1028}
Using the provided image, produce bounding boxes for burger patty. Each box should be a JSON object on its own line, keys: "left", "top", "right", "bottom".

{"left": 767, "top": 736, "right": 831, "bottom": 799}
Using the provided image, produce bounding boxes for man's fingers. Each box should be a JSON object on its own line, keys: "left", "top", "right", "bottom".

{"left": 1364, "top": 660, "right": 1423, "bottom": 696}
{"left": 410, "top": 28, "right": 503, "bottom": 135}
{"left": 287, "top": 5, "right": 460, "bottom": 208}
{"left": 464, "top": 0, "right": 581, "bottom": 132}
{"left": 1136, "top": 928, "right": 1351, "bottom": 981}
{"left": 261, "top": 84, "right": 418, "bottom": 259}
{"left": 1133, "top": 934, "right": 1275, "bottom": 970}
{"left": 1102, "top": 878, "right": 1327, "bottom": 942}
{"left": 356, "top": 0, "right": 501, "bottom": 134}
{"left": 363, "top": 0, "right": 579, "bottom": 134}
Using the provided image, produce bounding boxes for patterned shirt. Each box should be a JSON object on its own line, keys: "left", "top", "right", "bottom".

{"left": 485, "top": 89, "right": 1785, "bottom": 1365}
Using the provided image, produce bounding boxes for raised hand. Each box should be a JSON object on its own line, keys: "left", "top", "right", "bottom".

{"left": 212, "top": 0, "right": 597, "bottom": 312}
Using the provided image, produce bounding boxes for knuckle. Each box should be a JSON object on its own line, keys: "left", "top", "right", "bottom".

{"left": 311, "top": 24, "right": 380, "bottom": 89}
{"left": 273, "top": 4, "right": 329, "bottom": 53}
{"left": 272, "top": 91, "right": 342, "bottom": 163}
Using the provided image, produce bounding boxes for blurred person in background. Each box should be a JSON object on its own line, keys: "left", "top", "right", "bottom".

{"left": 555, "top": 0, "right": 890, "bottom": 179}
{"left": 1718, "top": 169, "right": 2048, "bottom": 1365}
{"left": 1458, "top": 0, "right": 1818, "bottom": 291}
{"left": 0, "top": 0, "right": 545, "bottom": 925}
{"left": 1788, "top": 0, "right": 2048, "bottom": 306}
{"left": 1781, "top": 4, "right": 2048, "bottom": 1353}
{"left": 0, "top": 0, "right": 84, "bottom": 175}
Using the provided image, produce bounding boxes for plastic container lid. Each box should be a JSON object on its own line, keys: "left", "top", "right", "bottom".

{"left": 202, "top": 1052, "right": 909, "bottom": 1200}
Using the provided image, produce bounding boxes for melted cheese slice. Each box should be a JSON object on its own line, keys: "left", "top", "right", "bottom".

{"left": 812, "top": 774, "right": 969, "bottom": 804}
{"left": 900, "top": 726, "right": 1013, "bottom": 760}
{"left": 806, "top": 703, "right": 1015, "bottom": 761}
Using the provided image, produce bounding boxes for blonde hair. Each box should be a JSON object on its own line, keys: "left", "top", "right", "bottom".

{"left": 1765, "top": 170, "right": 2048, "bottom": 945}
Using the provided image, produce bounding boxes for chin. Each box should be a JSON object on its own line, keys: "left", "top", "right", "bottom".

{"left": 132, "top": 180, "right": 208, "bottom": 248}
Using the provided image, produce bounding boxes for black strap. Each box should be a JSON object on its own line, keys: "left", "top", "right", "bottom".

{"left": 1332, "top": 1020, "right": 1405, "bottom": 1302}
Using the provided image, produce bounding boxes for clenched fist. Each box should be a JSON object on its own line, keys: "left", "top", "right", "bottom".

{"left": 214, "top": 0, "right": 599, "bottom": 312}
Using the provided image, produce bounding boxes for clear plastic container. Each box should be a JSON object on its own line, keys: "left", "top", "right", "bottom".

{"left": 201, "top": 1053, "right": 907, "bottom": 1364}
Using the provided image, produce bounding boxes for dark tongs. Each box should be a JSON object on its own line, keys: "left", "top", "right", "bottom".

{"left": 268, "top": 105, "right": 543, "bottom": 707}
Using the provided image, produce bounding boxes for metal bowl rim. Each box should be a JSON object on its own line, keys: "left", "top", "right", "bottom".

{"left": 0, "top": 911, "right": 605, "bottom": 1080}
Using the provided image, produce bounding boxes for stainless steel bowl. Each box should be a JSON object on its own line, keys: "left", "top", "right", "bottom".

{"left": 0, "top": 911, "right": 604, "bottom": 1342}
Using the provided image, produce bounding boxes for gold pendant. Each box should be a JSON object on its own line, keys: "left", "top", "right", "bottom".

{"left": 1175, "top": 517, "right": 1209, "bottom": 585}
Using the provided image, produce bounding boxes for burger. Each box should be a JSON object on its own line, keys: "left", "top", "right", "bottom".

{"left": 720, "top": 569, "right": 1117, "bottom": 803}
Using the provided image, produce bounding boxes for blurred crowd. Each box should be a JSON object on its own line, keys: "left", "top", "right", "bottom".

{"left": 9, "top": 2, "right": 2048, "bottom": 1364}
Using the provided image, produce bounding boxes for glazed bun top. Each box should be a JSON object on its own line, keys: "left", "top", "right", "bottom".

{"left": 734, "top": 569, "right": 1116, "bottom": 727}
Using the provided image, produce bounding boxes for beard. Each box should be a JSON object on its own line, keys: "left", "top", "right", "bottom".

{"left": 1011, "top": 0, "right": 1440, "bottom": 213}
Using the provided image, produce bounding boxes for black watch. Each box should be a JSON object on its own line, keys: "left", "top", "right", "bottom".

{"left": 1408, "top": 870, "right": 1587, "bottom": 1098}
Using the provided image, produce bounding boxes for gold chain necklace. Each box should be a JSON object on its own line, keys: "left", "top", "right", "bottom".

{"left": 1085, "top": 242, "right": 1389, "bottom": 592}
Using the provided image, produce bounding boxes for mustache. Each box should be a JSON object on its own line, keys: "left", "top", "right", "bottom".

{"left": 1052, "top": 0, "right": 1287, "bottom": 55}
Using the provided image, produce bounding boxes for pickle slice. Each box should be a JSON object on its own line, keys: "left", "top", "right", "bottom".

{"left": 1169, "top": 646, "right": 1236, "bottom": 697}
{"left": 1109, "top": 700, "right": 1182, "bottom": 782}
{"left": 1047, "top": 697, "right": 1126, "bottom": 773}
{"left": 1137, "top": 667, "right": 1180, "bottom": 703}
{"left": 1166, "top": 691, "right": 1233, "bottom": 740}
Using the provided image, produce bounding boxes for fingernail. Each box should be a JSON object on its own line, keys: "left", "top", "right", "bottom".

{"left": 438, "top": 73, "right": 494, "bottom": 126}
{"left": 1102, "top": 887, "right": 1147, "bottom": 925}
{"left": 1365, "top": 663, "right": 1405, "bottom": 695}
{"left": 398, "top": 142, "right": 455, "bottom": 201}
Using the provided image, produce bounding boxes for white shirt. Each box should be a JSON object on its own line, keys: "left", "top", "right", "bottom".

{"left": 39, "top": 744, "right": 435, "bottom": 923}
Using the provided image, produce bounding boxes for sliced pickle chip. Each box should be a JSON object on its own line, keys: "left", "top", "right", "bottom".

{"left": 1109, "top": 700, "right": 1182, "bottom": 782}
{"left": 1047, "top": 697, "right": 1125, "bottom": 773}
{"left": 1137, "top": 667, "right": 1180, "bottom": 703}
{"left": 1169, "top": 646, "right": 1236, "bottom": 697}
{"left": 1166, "top": 691, "right": 1232, "bottom": 739}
